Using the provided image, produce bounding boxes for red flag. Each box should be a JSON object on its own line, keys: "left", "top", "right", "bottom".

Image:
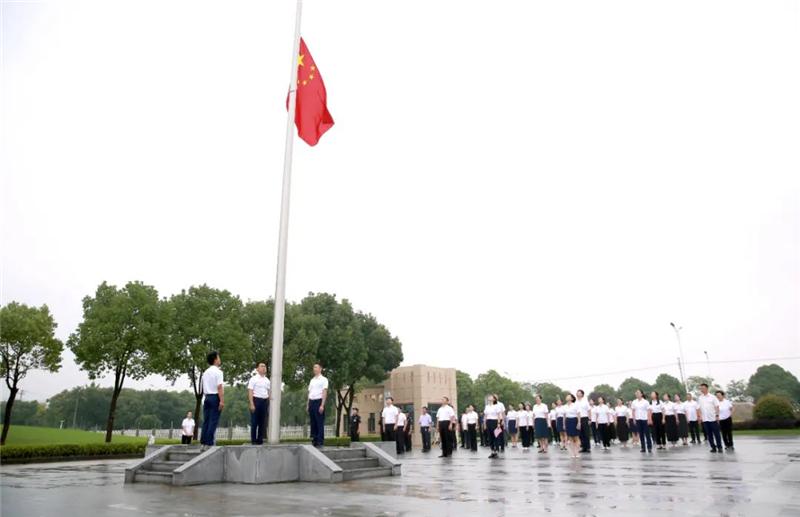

{"left": 289, "top": 38, "right": 334, "bottom": 146}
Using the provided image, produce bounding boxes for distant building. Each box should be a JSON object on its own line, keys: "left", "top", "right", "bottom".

{"left": 342, "top": 364, "right": 457, "bottom": 447}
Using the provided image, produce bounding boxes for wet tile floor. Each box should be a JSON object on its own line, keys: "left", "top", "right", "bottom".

{"left": 2, "top": 436, "right": 799, "bottom": 516}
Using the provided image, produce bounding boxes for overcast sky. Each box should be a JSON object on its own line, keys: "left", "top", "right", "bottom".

{"left": 2, "top": 1, "right": 798, "bottom": 403}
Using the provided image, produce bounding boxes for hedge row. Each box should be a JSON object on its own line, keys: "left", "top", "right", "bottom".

{"left": 732, "top": 419, "right": 799, "bottom": 430}
{"left": 1, "top": 442, "right": 146, "bottom": 462}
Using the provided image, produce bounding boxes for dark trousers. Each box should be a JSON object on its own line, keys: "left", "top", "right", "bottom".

{"left": 468, "top": 424, "right": 478, "bottom": 451}
{"left": 703, "top": 421, "right": 723, "bottom": 450}
{"left": 460, "top": 429, "right": 466, "bottom": 448}
{"left": 636, "top": 419, "right": 652, "bottom": 451}
{"left": 405, "top": 429, "right": 412, "bottom": 452}
{"left": 551, "top": 421, "right": 560, "bottom": 442}
{"left": 250, "top": 397, "right": 269, "bottom": 445}
{"left": 598, "top": 423, "right": 610, "bottom": 447}
{"left": 201, "top": 394, "right": 221, "bottom": 446}
{"left": 519, "top": 426, "right": 530, "bottom": 448}
{"left": 395, "top": 426, "right": 405, "bottom": 454}
{"left": 486, "top": 419, "right": 500, "bottom": 452}
{"left": 421, "top": 427, "right": 431, "bottom": 451}
{"left": 308, "top": 398, "right": 325, "bottom": 446}
{"left": 591, "top": 421, "right": 599, "bottom": 444}
{"left": 181, "top": 435, "right": 192, "bottom": 445}
{"left": 384, "top": 423, "right": 396, "bottom": 444}
{"left": 579, "top": 417, "right": 591, "bottom": 450}
{"left": 720, "top": 417, "right": 734, "bottom": 448}
{"left": 480, "top": 424, "right": 487, "bottom": 446}
{"left": 652, "top": 414, "right": 666, "bottom": 446}
{"left": 689, "top": 420, "right": 701, "bottom": 442}
{"left": 439, "top": 421, "right": 453, "bottom": 456}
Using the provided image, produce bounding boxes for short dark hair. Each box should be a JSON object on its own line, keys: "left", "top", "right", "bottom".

{"left": 256, "top": 361, "right": 266, "bottom": 368}
{"left": 422, "top": 406, "right": 428, "bottom": 410}
{"left": 313, "top": 362, "right": 323, "bottom": 368}
{"left": 700, "top": 383, "right": 709, "bottom": 388}
{"left": 352, "top": 407, "right": 359, "bottom": 412}
{"left": 386, "top": 397, "right": 393, "bottom": 402}
{"left": 577, "top": 389, "right": 584, "bottom": 396}
{"left": 716, "top": 390, "right": 725, "bottom": 396}
{"left": 207, "top": 351, "right": 219, "bottom": 365}
{"left": 443, "top": 396, "right": 450, "bottom": 402}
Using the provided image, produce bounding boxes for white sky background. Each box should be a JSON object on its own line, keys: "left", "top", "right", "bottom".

{"left": 2, "top": 0, "right": 799, "bottom": 402}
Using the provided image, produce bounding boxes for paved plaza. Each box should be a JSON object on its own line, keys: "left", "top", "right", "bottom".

{"left": 2, "top": 436, "right": 799, "bottom": 516}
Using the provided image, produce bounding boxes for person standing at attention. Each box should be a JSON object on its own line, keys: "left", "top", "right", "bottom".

{"left": 662, "top": 392, "right": 679, "bottom": 447}
{"left": 563, "top": 394, "right": 581, "bottom": 458}
{"left": 307, "top": 363, "right": 329, "bottom": 448}
{"left": 493, "top": 394, "right": 507, "bottom": 452}
{"left": 614, "top": 399, "right": 629, "bottom": 447}
{"left": 575, "top": 389, "right": 591, "bottom": 453}
{"left": 466, "top": 405, "right": 479, "bottom": 452}
{"left": 516, "top": 403, "right": 530, "bottom": 451}
{"left": 589, "top": 399, "right": 599, "bottom": 446}
{"left": 200, "top": 351, "right": 224, "bottom": 450}
{"left": 419, "top": 407, "right": 433, "bottom": 452}
{"left": 484, "top": 395, "right": 503, "bottom": 459}
{"left": 674, "top": 394, "right": 689, "bottom": 446}
{"left": 649, "top": 391, "right": 666, "bottom": 450}
{"left": 247, "top": 361, "right": 271, "bottom": 445}
{"left": 349, "top": 408, "right": 361, "bottom": 442}
{"left": 555, "top": 399, "right": 567, "bottom": 450}
{"left": 716, "top": 390, "right": 735, "bottom": 451}
{"left": 381, "top": 397, "right": 399, "bottom": 445}
{"left": 685, "top": 393, "right": 701, "bottom": 444}
{"left": 632, "top": 389, "right": 653, "bottom": 453}
{"left": 595, "top": 396, "right": 613, "bottom": 450}
{"left": 533, "top": 395, "right": 550, "bottom": 454}
{"left": 460, "top": 410, "right": 469, "bottom": 449}
{"left": 549, "top": 403, "right": 559, "bottom": 446}
{"left": 697, "top": 383, "right": 723, "bottom": 453}
{"left": 437, "top": 397, "right": 456, "bottom": 458}
{"left": 181, "top": 411, "right": 195, "bottom": 445}
{"left": 506, "top": 404, "right": 518, "bottom": 448}
{"left": 395, "top": 407, "right": 407, "bottom": 455}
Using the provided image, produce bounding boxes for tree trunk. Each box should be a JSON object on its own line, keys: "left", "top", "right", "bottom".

{"left": 193, "top": 394, "right": 202, "bottom": 440}
{"left": 334, "top": 386, "right": 353, "bottom": 437}
{"left": 1, "top": 387, "right": 19, "bottom": 445}
{"left": 345, "top": 385, "right": 356, "bottom": 430}
{"left": 104, "top": 387, "right": 122, "bottom": 443}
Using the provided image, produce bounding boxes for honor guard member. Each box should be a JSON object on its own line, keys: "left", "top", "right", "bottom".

{"left": 247, "top": 361, "right": 271, "bottom": 445}
{"left": 436, "top": 397, "right": 456, "bottom": 458}
{"left": 307, "top": 363, "right": 329, "bottom": 447}
{"left": 381, "top": 397, "right": 399, "bottom": 444}
{"left": 575, "top": 389, "right": 591, "bottom": 452}
{"left": 395, "top": 407, "right": 407, "bottom": 455}
{"left": 200, "top": 351, "right": 224, "bottom": 450}
{"left": 419, "top": 407, "right": 433, "bottom": 452}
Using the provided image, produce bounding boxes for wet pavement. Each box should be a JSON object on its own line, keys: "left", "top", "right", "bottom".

{"left": 2, "top": 436, "right": 799, "bottom": 516}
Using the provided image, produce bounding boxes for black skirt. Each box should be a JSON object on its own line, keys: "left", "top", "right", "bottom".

{"left": 678, "top": 414, "right": 688, "bottom": 438}
{"left": 665, "top": 414, "right": 679, "bottom": 443}
{"left": 616, "top": 416, "right": 629, "bottom": 442}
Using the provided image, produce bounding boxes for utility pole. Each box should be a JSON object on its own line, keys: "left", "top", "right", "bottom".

{"left": 670, "top": 323, "right": 688, "bottom": 394}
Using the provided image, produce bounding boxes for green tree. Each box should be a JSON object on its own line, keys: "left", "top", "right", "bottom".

{"left": 68, "top": 282, "right": 165, "bottom": 442}
{"left": 753, "top": 394, "right": 795, "bottom": 420}
{"left": 652, "top": 373, "right": 684, "bottom": 397}
{"left": 725, "top": 379, "right": 749, "bottom": 402}
{"left": 0, "top": 302, "right": 64, "bottom": 444}
{"left": 617, "top": 377, "right": 652, "bottom": 401}
{"left": 531, "top": 382, "right": 568, "bottom": 405}
{"left": 686, "top": 375, "right": 720, "bottom": 395}
{"left": 457, "top": 371, "right": 478, "bottom": 411}
{"left": 474, "top": 370, "right": 529, "bottom": 407}
{"left": 135, "top": 414, "right": 161, "bottom": 429}
{"left": 157, "top": 285, "right": 251, "bottom": 439}
{"left": 747, "top": 364, "right": 800, "bottom": 402}
{"left": 590, "top": 384, "right": 618, "bottom": 403}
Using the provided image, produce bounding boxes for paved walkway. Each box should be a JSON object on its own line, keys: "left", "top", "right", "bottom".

{"left": 2, "top": 436, "right": 799, "bottom": 516}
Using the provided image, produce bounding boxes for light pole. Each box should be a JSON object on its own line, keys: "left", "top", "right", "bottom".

{"left": 670, "top": 322, "right": 688, "bottom": 393}
{"left": 704, "top": 350, "right": 711, "bottom": 379}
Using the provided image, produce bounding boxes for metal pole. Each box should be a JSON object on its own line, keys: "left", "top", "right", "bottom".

{"left": 704, "top": 350, "right": 711, "bottom": 379}
{"left": 268, "top": 0, "right": 303, "bottom": 445}
{"left": 670, "top": 323, "right": 687, "bottom": 394}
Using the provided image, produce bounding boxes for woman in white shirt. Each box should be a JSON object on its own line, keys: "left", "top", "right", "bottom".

{"left": 614, "top": 399, "right": 629, "bottom": 447}
{"left": 595, "top": 397, "right": 613, "bottom": 450}
{"left": 650, "top": 391, "right": 666, "bottom": 450}
{"left": 563, "top": 393, "right": 581, "bottom": 458}
{"left": 506, "top": 406, "right": 519, "bottom": 448}
{"left": 516, "top": 403, "right": 530, "bottom": 451}
{"left": 549, "top": 404, "right": 559, "bottom": 448}
{"left": 555, "top": 399, "right": 567, "bottom": 450}
{"left": 674, "top": 394, "right": 689, "bottom": 446}
{"left": 484, "top": 395, "right": 504, "bottom": 459}
{"left": 662, "top": 392, "right": 679, "bottom": 446}
{"left": 716, "top": 390, "right": 735, "bottom": 450}
{"left": 532, "top": 395, "right": 550, "bottom": 453}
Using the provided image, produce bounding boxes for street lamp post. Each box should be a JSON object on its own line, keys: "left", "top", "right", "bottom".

{"left": 670, "top": 322, "right": 688, "bottom": 394}
{"left": 704, "top": 350, "right": 711, "bottom": 379}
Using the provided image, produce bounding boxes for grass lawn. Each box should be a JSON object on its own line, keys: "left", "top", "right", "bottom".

{"left": 735, "top": 428, "right": 800, "bottom": 436}
{"left": 2, "top": 425, "right": 147, "bottom": 446}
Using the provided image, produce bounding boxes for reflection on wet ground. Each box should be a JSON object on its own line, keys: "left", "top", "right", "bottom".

{"left": 2, "top": 436, "right": 799, "bottom": 516}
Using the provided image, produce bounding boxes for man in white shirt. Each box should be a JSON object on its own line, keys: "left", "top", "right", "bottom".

{"left": 395, "top": 407, "right": 408, "bottom": 455}
{"left": 494, "top": 394, "right": 507, "bottom": 452}
{"left": 419, "top": 407, "right": 433, "bottom": 452}
{"left": 697, "top": 383, "right": 723, "bottom": 453}
{"left": 576, "top": 389, "right": 591, "bottom": 452}
{"left": 307, "top": 363, "right": 329, "bottom": 447}
{"left": 436, "top": 397, "right": 456, "bottom": 458}
{"left": 181, "top": 411, "right": 195, "bottom": 445}
{"left": 466, "top": 406, "right": 479, "bottom": 452}
{"left": 460, "top": 411, "right": 469, "bottom": 449}
{"left": 247, "top": 361, "right": 271, "bottom": 445}
{"left": 381, "top": 397, "right": 399, "bottom": 444}
{"left": 200, "top": 351, "right": 224, "bottom": 449}
{"left": 716, "top": 390, "right": 735, "bottom": 451}
{"left": 685, "top": 393, "right": 701, "bottom": 444}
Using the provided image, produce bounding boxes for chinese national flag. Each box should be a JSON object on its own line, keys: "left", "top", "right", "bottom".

{"left": 290, "top": 38, "right": 334, "bottom": 146}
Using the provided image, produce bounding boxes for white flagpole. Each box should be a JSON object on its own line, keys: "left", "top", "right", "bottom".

{"left": 268, "top": 0, "right": 303, "bottom": 445}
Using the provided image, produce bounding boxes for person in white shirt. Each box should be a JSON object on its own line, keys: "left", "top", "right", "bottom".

{"left": 575, "top": 389, "right": 591, "bottom": 452}
{"left": 247, "top": 361, "right": 271, "bottom": 445}
{"left": 684, "top": 393, "right": 701, "bottom": 444}
{"left": 628, "top": 405, "right": 638, "bottom": 447}
{"left": 632, "top": 389, "right": 653, "bottom": 453}
{"left": 532, "top": 395, "right": 550, "bottom": 453}
{"left": 436, "top": 397, "right": 456, "bottom": 458}
{"left": 465, "top": 405, "right": 479, "bottom": 452}
{"left": 555, "top": 399, "right": 567, "bottom": 449}
{"left": 493, "top": 395, "right": 507, "bottom": 452}
{"left": 549, "top": 404, "right": 559, "bottom": 447}
{"left": 614, "top": 399, "right": 629, "bottom": 447}
{"left": 180, "top": 411, "right": 195, "bottom": 445}
{"left": 484, "top": 394, "right": 504, "bottom": 458}
{"left": 381, "top": 397, "right": 399, "bottom": 445}
{"left": 662, "top": 392, "right": 679, "bottom": 446}
{"left": 460, "top": 411, "right": 469, "bottom": 450}
{"left": 650, "top": 391, "right": 666, "bottom": 450}
{"left": 307, "top": 363, "right": 329, "bottom": 447}
{"left": 506, "top": 406, "right": 519, "bottom": 448}
{"left": 716, "top": 390, "right": 735, "bottom": 451}
{"left": 590, "top": 399, "right": 600, "bottom": 446}
{"left": 419, "top": 407, "right": 433, "bottom": 452}
{"left": 395, "top": 407, "right": 408, "bottom": 455}
{"left": 674, "top": 393, "right": 689, "bottom": 446}
{"left": 563, "top": 393, "right": 581, "bottom": 458}
{"left": 516, "top": 403, "right": 530, "bottom": 451}
{"left": 595, "top": 397, "right": 614, "bottom": 450}
{"left": 200, "top": 351, "right": 224, "bottom": 449}
{"left": 697, "top": 383, "right": 723, "bottom": 453}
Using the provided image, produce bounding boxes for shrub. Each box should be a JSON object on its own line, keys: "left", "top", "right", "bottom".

{"left": 753, "top": 394, "right": 795, "bottom": 420}
{"left": 358, "top": 435, "right": 383, "bottom": 442}
{"left": 0, "top": 442, "right": 146, "bottom": 462}
{"left": 732, "top": 419, "right": 799, "bottom": 430}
